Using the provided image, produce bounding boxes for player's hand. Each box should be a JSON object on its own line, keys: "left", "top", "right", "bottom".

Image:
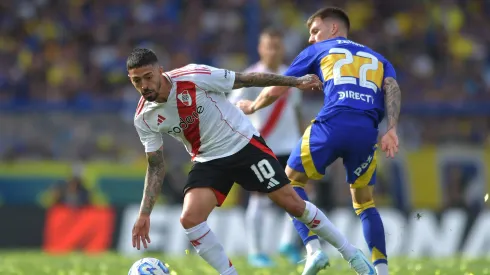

{"left": 380, "top": 128, "right": 399, "bottom": 159}
{"left": 235, "top": 99, "right": 255, "bottom": 114}
{"left": 296, "top": 74, "right": 323, "bottom": 91}
{"left": 132, "top": 214, "right": 151, "bottom": 250}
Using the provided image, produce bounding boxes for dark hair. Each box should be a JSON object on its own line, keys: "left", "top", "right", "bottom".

{"left": 126, "top": 48, "right": 159, "bottom": 70}
{"left": 307, "top": 7, "right": 350, "bottom": 32}
{"left": 260, "top": 27, "right": 284, "bottom": 39}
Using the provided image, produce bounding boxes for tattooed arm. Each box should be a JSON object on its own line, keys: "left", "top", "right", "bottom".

{"left": 383, "top": 77, "right": 401, "bottom": 131}
{"left": 139, "top": 145, "right": 166, "bottom": 216}
{"left": 233, "top": 72, "right": 322, "bottom": 114}
{"left": 232, "top": 72, "right": 301, "bottom": 89}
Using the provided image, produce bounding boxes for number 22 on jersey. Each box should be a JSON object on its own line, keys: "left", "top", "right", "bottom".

{"left": 321, "top": 47, "right": 384, "bottom": 93}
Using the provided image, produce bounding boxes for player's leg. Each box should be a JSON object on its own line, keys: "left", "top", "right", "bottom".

{"left": 284, "top": 124, "right": 324, "bottom": 258}
{"left": 352, "top": 185, "right": 387, "bottom": 275}
{"left": 286, "top": 121, "right": 375, "bottom": 275}
{"left": 269, "top": 183, "right": 378, "bottom": 275}
{"left": 245, "top": 191, "right": 274, "bottom": 267}
{"left": 236, "top": 135, "right": 364, "bottom": 275}
{"left": 181, "top": 163, "right": 237, "bottom": 275}
{"left": 345, "top": 145, "right": 388, "bottom": 275}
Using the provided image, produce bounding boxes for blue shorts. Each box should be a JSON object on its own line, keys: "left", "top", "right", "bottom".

{"left": 287, "top": 114, "right": 379, "bottom": 188}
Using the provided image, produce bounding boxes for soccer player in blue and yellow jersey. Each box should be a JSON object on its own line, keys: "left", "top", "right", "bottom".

{"left": 237, "top": 7, "right": 401, "bottom": 275}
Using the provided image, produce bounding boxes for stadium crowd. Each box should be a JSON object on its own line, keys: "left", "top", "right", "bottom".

{"left": 0, "top": 0, "right": 489, "bottom": 210}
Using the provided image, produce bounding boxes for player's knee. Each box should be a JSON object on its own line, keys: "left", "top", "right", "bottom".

{"left": 285, "top": 165, "right": 308, "bottom": 183}
{"left": 350, "top": 186, "right": 374, "bottom": 204}
{"left": 351, "top": 186, "right": 375, "bottom": 215}
{"left": 180, "top": 211, "right": 205, "bottom": 229}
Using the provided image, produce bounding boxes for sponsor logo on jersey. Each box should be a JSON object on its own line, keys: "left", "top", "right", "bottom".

{"left": 338, "top": 91, "right": 374, "bottom": 104}
{"left": 167, "top": 106, "right": 204, "bottom": 134}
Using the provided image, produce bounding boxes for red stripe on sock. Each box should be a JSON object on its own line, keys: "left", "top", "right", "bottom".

{"left": 190, "top": 229, "right": 211, "bottom": 247}
{"left": 308, "top": 208, "right": 321, "bottom": 228}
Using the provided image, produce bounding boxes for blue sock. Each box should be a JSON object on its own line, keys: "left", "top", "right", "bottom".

{"left": 354, "top": 201, "right": 387, "bottom": 266}
{"left": 291, "top": 183, "right": 319, "bottom": 245}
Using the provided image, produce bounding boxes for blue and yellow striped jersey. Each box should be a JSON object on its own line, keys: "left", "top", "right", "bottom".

{"left": 284, "top": 37, "right": 396, "bottom": 126}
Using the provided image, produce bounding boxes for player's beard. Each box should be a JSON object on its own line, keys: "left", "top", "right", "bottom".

{"left": 143, "top": 89, "right": 157, "bottom": 102}
{"left": 143, "top": 79, "right": 161, "bottom": 102}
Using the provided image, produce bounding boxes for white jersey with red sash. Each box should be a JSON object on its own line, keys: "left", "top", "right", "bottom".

{"left": 134, "top": 64, "right": 260, "bottom": 162}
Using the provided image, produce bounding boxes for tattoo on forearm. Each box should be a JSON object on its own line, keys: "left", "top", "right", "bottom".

{"left": 383, "top": 77, "right": 401, "bottom": 130}
{"left": 140, "top": 147, "right": 165, "bottom": 215}
{"left": 233, "top": 72, "right": 299, "bottom": 89}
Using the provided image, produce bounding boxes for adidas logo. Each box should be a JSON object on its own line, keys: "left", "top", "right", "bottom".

{"left": 157, "top": 114, "right": 166, "bottom": 126}
{"left": 267, "top": 178, "right": 280, "bottom": 189}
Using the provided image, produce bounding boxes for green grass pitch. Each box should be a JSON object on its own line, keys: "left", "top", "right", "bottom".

{"left": 0, "top": 251, "right": 488, "bottom": 275}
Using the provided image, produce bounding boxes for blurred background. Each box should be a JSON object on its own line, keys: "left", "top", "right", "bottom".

{"left": 0, "top": 0, "right": 489, "bottom": 260}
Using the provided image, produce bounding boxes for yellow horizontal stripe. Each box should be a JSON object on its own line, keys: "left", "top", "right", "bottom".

{"left": 353, "top": 200, "right": 375, "bottom": 215}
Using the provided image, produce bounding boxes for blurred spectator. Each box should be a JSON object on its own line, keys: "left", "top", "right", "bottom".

{"left": 51, "top": 177, "right": 90, "bottom": 208}
{"left": 0, "top": 0, "right": 489, "bottom": 211}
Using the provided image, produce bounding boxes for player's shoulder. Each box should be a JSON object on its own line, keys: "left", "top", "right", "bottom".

{"left": 133, "top": 97, "right": 149, "bottom": 131}
{"left": 166, "top": 64, "right": 213, "bottom": 81}
{"left": 134, "top": 96, "right": 147, "bottom": 119}
{"left": 133, "top": 96, "right": 157, "bottom": 122}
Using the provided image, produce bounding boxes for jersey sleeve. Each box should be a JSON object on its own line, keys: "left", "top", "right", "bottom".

{"left": 191, "top": 65, "right": 236, "bottom": 93}
{"left": 134, "top": 121, "right": 163, "bottom": 153}
{"left": 284, "top": 46, "right": 316, "bottom": 77}
{"left": 383, "top": 60, "right": 397, "bottom": 79}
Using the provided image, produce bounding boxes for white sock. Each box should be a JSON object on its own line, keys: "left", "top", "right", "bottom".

{"left": 279, "top": 212, "right": 297, "bottom": 247}
{"left": 245, "top": 194, "right": 269, "bottom": 255}
{"left": 185, "top": 222, "right": 236, "bottom": 274}
{"left": 296, "top": 201, "right": 357, "bottom": 260}
{"left": 375, "top": 263, "right": 389, "bottom": 275}
{"left": 305, "top": 239, "right": 322, "bottom": 256}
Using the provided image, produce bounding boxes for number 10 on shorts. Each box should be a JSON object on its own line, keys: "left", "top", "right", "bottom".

{"left": 250, "top": 159, "right": 280, "bottom": 189}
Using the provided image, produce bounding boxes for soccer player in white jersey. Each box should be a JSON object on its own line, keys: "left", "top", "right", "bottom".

{"left": 128, "top": 48, "right": 373, "bottom": 275}
{"left": 228, "top": 28, "right": 310, "bottom": 267}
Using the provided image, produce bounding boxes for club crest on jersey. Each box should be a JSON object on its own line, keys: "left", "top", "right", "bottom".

{"left": 177, "top": 90, "right": 192, "bottom": 106}
{"left": 157, "top": 114, "right": 166, "bottom": 126}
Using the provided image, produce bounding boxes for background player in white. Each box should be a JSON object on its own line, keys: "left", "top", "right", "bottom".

{"left": 228, "top": 28, "right": 309, "bottom": 267}
{"left": 128, "top": 48, "right": 374, "bottom": 275}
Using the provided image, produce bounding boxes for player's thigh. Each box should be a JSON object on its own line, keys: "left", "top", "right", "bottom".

{"left": 342, "top": 128, "right": 378, "bottom": 204}
{"left": 287, "top": 120, "right": 339, "bottom": 182}
{"left": 276, "top": 155, "right": 290, "bottom": 168}
{"left": 246, "top": 150, "right": 289, "bottom": 198}
{"left": 232, "top": 136, "right": 306, "bottom": 216}
{"left": 184, "top": 162, "right": 233, "bottom": 209}
{"left": 232, "top": 136, "right": 290, "bottom": 193}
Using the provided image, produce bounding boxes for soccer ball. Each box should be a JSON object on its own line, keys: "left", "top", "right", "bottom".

{"left": 128, "top": 258, "right": 170, "bottom": 275}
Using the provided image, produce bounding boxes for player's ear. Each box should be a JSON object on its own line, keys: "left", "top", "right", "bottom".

{"left": 332, "top": 22, "right": 341, "bottom": 36}
{"left": 158, "top": 66, "right": 164, "bottom": 74}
